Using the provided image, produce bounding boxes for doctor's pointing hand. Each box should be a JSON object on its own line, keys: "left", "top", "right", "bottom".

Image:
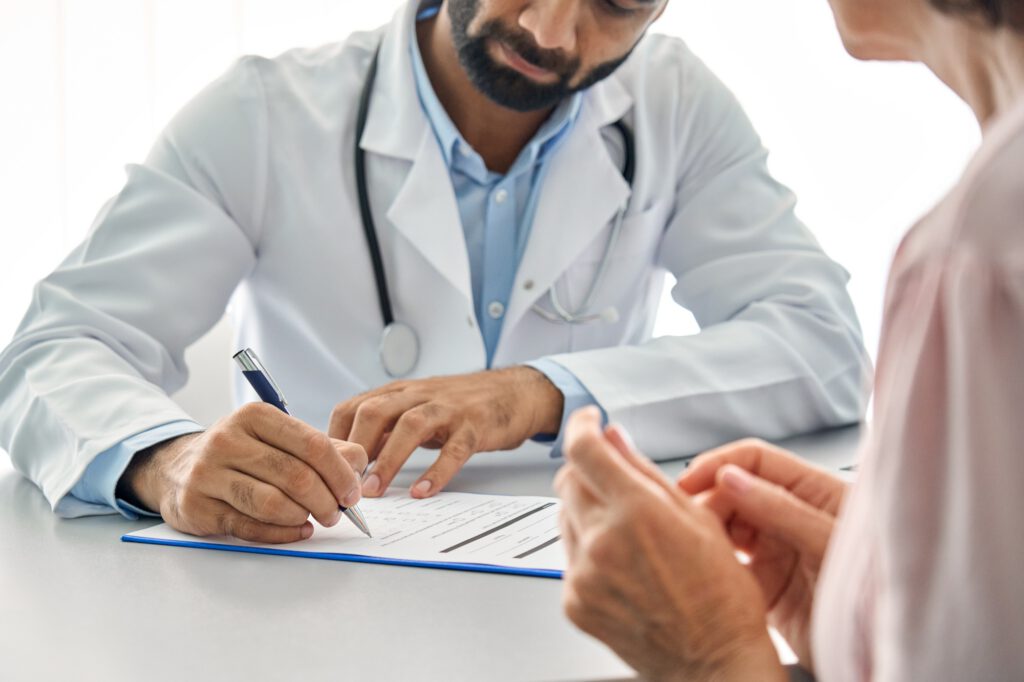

{"left": 0, "top": 0, "right": 868, "bottom": 544}
{"left": 331, "top": 367, "right": 564, "bottom": 498}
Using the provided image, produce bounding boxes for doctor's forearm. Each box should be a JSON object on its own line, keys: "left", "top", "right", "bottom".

{"left": 547, "top": 317, "right": 868, "bottom": 459}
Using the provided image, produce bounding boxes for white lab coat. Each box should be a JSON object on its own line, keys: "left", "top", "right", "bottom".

{"left": 0, "top": 2, "right": 868, "bottom": 514}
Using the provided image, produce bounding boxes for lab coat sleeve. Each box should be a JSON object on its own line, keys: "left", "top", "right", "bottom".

{"left": 0, "top": 57, "right": 268, "bottom": 512}
{"left": 546, "top": 60, "right": 871, "bottom": 459}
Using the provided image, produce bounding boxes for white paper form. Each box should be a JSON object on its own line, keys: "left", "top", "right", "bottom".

{"left": 123, "top": 490, "right": 566, "bottom": 578}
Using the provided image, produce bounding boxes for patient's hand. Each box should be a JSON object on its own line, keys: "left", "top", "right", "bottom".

{"left": 118, "top": 403, "right": 367, "bottom": 543}
{"left": 555, "top": 408, "right": 785, "bottom": 682}
{"left": 678, "top": 439, "right": 849, "bottom": 670}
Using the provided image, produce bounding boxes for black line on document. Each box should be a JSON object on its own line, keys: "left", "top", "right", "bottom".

{"left": 440, "top": 503, "right": 555, "bottom": 554}
{"left": 514, "top": 536, "right": 560, "bottom": 559}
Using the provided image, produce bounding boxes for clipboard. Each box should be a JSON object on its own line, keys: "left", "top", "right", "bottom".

{"left": 122, "top": 489, "right": 565, "bottom": 579}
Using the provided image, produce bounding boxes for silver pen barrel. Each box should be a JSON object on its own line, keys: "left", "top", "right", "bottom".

{"left": 342, "top": 505, "right": 372, "bottom": 538}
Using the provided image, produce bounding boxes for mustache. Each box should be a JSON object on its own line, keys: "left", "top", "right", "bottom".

{"left": 480, "top": 19, "right": 580, "bottom": 77}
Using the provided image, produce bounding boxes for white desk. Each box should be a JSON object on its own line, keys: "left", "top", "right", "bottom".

{"left": 0, "top": 426, "right": 859, "bottom": 682}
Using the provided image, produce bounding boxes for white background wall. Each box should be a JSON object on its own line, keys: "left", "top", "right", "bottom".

{"left": 0, "top": 0, "right": 981, "bottom": 425}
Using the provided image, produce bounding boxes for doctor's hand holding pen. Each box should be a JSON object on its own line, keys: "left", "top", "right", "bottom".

{"left": 116, "top": 403, "right": 368, "bottom": 544}
{"left": 329, "top": 366, "right": 564, "bottom": 499}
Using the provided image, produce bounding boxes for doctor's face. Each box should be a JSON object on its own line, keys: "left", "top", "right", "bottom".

{"left": 447, "top": 0, "right": 666, "bottom": 112}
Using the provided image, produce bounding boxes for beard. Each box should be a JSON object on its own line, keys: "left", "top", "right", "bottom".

{"left": 447, "top": 0, "right": 636, "bottom": 112}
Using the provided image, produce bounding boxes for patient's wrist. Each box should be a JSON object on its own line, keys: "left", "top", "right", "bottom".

{"left": 703, "top": 635, "right": 788, "bottom": 682}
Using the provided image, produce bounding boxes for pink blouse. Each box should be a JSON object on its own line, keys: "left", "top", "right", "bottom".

{"left": 812, "top": 95, "right": 1024, "bottom": 680}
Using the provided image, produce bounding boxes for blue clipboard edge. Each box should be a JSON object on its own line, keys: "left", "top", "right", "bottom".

{"left": 121, "top": 533, "right": 564, "bottom": 580}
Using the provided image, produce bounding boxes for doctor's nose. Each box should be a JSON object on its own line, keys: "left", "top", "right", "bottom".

{"left": 519, "top": 0, "right": 579, "bottom": 53}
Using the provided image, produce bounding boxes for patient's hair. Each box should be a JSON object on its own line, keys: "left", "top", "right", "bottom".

{"left": 930, "top": 0, "right": 1024, "bottom": 30}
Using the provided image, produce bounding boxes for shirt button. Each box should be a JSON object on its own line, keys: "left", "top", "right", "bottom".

{"left": 467, "top": 315, "right": 475, "bottom": 327}
{"left": 493, "top": 189, "right": 509, "bottom": 204}
{"left": 523, "top": 279, "right": 535, "bottom": 291}
{"left": 488, "top": 301, "right": 505, "bottom": 319}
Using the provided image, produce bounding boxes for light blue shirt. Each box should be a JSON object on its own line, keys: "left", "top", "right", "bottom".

{"left": 407, "top": 3, "right": 603, "bottom": 442}
{"left": 69, "top": 420, "right": 203, "bottom": 519}
{"left": 69, "top": 6, "right": 605, "bottom": 517}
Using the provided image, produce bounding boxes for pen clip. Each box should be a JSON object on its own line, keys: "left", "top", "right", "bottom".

{"left": 233, "top": 348, "right": 288, "bottom": 408}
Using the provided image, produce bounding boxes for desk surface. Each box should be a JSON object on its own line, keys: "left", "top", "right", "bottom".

{"left": 0, "top": 427, "right": 860, "bottom": 682}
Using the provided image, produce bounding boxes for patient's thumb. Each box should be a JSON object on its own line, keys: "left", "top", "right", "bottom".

{"left": 717, "top": 465, "right": 831, "bottom": 559}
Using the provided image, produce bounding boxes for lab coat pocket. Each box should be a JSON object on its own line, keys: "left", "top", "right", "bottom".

{"left": 559, "top": 200, "right": 672, "bottom": 349}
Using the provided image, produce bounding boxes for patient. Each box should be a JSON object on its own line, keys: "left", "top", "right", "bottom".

{"left": 555, "top": 0, "right": 1024, "bottom": 679}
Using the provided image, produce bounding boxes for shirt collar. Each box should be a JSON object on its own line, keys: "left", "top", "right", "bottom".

{"left": 408, "top": 1, "right": 581, "bottom": 179}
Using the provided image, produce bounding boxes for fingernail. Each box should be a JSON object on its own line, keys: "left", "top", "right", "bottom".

{"left": 301, "top": 522, "right": 313, "bottom": 539}
{"left": 362, "top": 474, "right": 381, "bottom": 497}
{"left": 341, "top": 486, "right": 361, "bottom": 509}
{"left": 413, "top": 479, "right": 432, "bottom": 497}
{"left": 721, "top": 465, "right": 753, "bottom": 494}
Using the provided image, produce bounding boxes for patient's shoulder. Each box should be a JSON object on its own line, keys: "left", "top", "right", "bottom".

{"left": 952, "top": 101, "right": 1024, "bottom": 259}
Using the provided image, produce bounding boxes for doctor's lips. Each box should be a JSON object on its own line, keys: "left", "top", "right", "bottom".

{"left": 481, "top": 23, "right": 578, "bottom": 84}
{"left": 496, "top": 40, "right": 560, "bottom": 82}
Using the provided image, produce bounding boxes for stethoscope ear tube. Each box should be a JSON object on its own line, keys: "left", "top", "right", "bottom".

{"left": 355, "top": 45, "right": 393, "bottom": 329}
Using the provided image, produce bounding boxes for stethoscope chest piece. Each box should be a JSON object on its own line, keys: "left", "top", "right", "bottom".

{"left": 379, "top": 321, "right": 419, "bottom": 378}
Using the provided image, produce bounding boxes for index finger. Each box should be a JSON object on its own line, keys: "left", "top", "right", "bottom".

{"left": 677, "top": 438, "right": 827, "bottom": 497}
{"left": 563, "top": 407, "right": 647, "bottom": 500}
{"left": 239, "top": 403, "right": 362, "bottom": 506}
{"left": 328, "top": 383, "right": 407, "bottom": 442}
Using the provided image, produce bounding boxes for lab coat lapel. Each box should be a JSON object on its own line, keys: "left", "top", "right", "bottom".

{"left": 359, "top": 1, "right": 474, "bottom": 305}
{"left": 501, "top": 77, "right": 633, "bottom": 337}
{"left": 386, "top": 132, "right": 473, "bottom": 300}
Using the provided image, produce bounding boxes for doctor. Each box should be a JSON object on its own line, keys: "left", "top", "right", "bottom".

{"left": 0, "top": 0, "right": 868, "bottom": 543}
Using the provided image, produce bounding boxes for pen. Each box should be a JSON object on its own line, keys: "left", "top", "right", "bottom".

{"left": 233, "top": 348, "right": 372, "bottom": 538}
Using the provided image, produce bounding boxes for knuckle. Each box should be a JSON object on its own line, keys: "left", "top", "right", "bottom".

{"left": 204, "top": 428, "right": 234, "bottom": 454}
{"left": 440, "top": 443, "right": 471, "bottom": 465}
{"left": 304, "top": 431, "right": 331, "bottom": 465}
{"left": 335, "top": 446, "right": 368, "bottom": 480}
{"left": 561, "top": 584, "right": 590, "bottom": 627}
{"left": 287, "top": 467, "right": 318, "bottom": 497}
{"left": 262, "top": 449, "right": 287, "bottom": 475}
{"left": 229, "top": 479, "right": 256, "bottom": 512}
{"left": 342, "top": 441, "right": 369, "bottom": 467}
{"left": 455, "top": 427, "right": 478, "bottom": 451}
{"left": 177, "top": 486, "right": 204, "bottom": 515}
{"left": 186, "top": 458, "right": 214, "bottom": 484}
{"left": 418, "top": 402, "right": 442, "bottom": 420}
{"left": 256, "top": 491, "right": 285, "bottom": 520}
{"left": 567, "top": 431, "right": 603, "bottom": 457}
{"left": 737, "top": 437, "right": 769, "bottom": 451}
{"left": 329, "top": 401, "right": 350, "bottom": 423}
{"left": 397, "top": 409, "right": 428, "bottom": 434}
{"left": 328, "top": 402, "right": 354, "bottom": 437}
{"left": 238, "top": 401, "right": 274, "bottom": 422}
{"left": 355, "top": 399, "right": 384, "bottom": 423}
{"left": 587, "top": 534, "right": 620, "bottom": 568}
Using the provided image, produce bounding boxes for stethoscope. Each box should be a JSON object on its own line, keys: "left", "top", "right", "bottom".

{"left": 355, "top": 43, "right": 636, "bottom": 378}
